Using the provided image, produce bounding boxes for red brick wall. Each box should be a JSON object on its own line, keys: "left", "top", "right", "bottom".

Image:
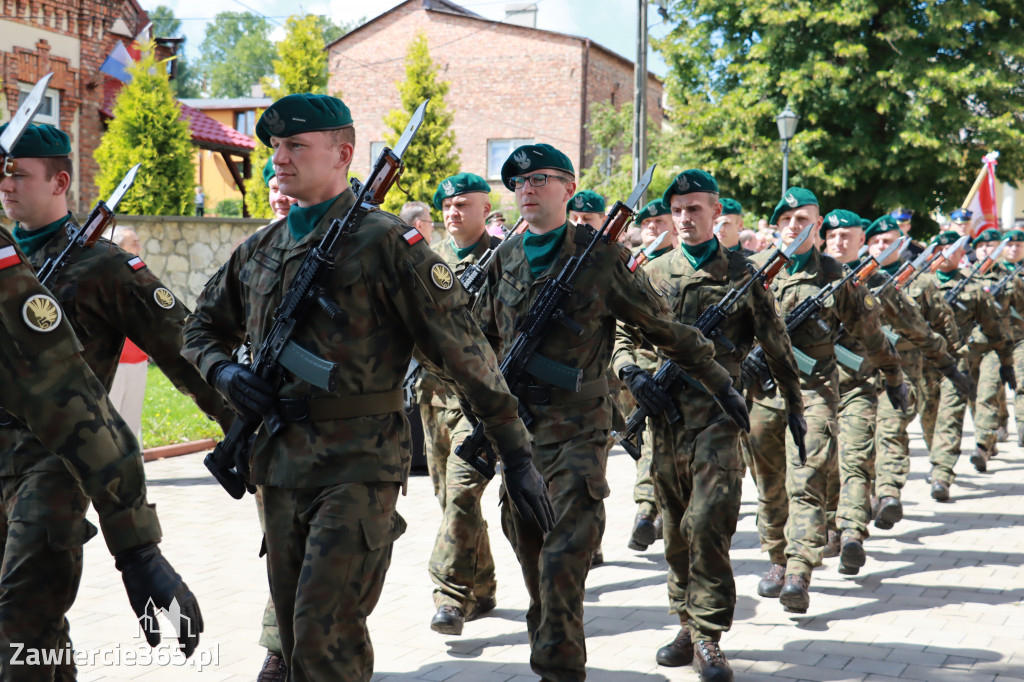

{"left": 2, "top": 0, "right": 147, "bottom": 211}
{"left": 583, "top": 47, "right": 663, "bottom": 165}
{"left": 328, "top": 1, "right": 660, "bottom": 208}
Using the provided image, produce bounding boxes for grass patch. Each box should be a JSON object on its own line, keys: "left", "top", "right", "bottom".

{"left": 140, "top": 364, "right": 223, "bottom": 449}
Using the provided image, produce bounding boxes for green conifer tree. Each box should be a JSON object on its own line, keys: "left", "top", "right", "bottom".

{"left": 261, "top": 14, "right": 328, "bottom": 100}
{"left": 381, "top": 32, "right": 459, "bottom": 218}
{"left": 95, "top": 42, "right": 193, "bottom": 215}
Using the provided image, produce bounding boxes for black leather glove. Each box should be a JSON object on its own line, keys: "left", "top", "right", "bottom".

{"left": 1000, "top": 364, "right": 1017, "bottom": 391}
{"left": 619, "top": 364, "right": 677, "bottom": 419}
{"left": 713, "top": 381, "right": 750, "bottom": 432}
{"left": 788, "top": 413, "right": 808, "bottom": 465}
{"left": 885, "top": 381, "right": 910, "bottom": 413}
{"left": 500, "top": 446, "right": 555, "bottom": 534}
{"left": 939, "top": 364, "right": 975, "bottom": 398}
{"left": 211, "top": 361, "right": 275, "bottom": 418}
{"left": 115, "top": 543, "right": 203, "bottom": 657}
{"left": 740, "top": 353, "right": 776, "bottom": 393}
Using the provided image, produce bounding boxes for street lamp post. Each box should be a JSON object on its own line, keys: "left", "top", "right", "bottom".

{"left": 776, "top": 105, "right": 799, "bottom": 194}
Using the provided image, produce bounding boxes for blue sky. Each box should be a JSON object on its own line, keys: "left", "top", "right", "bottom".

{"left": 144, "top": 0, "right": 671, "bottom": 79}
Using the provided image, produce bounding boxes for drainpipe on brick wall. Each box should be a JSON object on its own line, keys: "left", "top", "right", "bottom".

{"left": 580, "top": 38, "right": 590, "bottom": 169}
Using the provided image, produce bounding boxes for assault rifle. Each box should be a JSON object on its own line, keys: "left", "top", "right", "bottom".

{"left": 634, "top": 230, "right": 669, "bottom": 268}
{"left": 872, "top": 242, "right": 938, "bottom": 297}
{"left": 205, "top": 100, "right": 429, "bottom": 499}
{"left": 0, "top": 74, "right": 53, "bottom": 176}
{"left": 944, "top": 238, "right": 1007, "bottom": 312}
{"left": 741, "top": 235, "right": 906, "bottom": 393}
{"left": 36, "top": 164, "right": 141, "bottom": 287}
{"left": 986, "top": 259, "right": 1024, "bottom": 306}
{"left": 453, "top": 166, "right": 656, "bottom": 480}
{"left": 611, "top": 221, "right": 814, "bottom": 461}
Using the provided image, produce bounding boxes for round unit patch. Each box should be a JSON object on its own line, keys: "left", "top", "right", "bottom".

{"left": 773, "top": 298, "right": 782, "bottom": 317}
{"left": 22, "top": 294, "right": 62, "bottom": 332}
{"left": 430, "top": 263, "right": 454, "bottom": 290}
{"left": 863, "top": 293, "right": 877, "bottom": 311}
{"left": 153, "top": 287, "right": 176, "bottom": 309}
{"left": 648, "top": 276, "right": 665, "bottom": 297}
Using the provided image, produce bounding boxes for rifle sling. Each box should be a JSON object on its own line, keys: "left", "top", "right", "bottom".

{"left": 277, "top": 390, "right": 404, "bottom": 423}
{"left": 513, "top": 377, "right": 609, "bottom": 406}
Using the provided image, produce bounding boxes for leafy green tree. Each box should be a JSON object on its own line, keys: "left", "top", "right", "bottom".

{"left": 244, "top": 126, "right": 274, "bottom": 221}
{"left": 262, "top": 14, "right": 328, "bottom": 99}
{"left": 380, "top": 32, "right": 460, "bottom": 217}
{"left": 149, "top": 5, "right": 201, "bottom": 98}
{"left": 196, "top": 12, "right": 275, "bottom": 97}
{"left": 579, "top": 102, "right": 675, "bottom": 205}
{"left": 95, "top": 42, "right": 194, "bottom": 215}
{"left": 655, "top": 0, "right": 1024, "bottom": 233}
{"left": 319, "top": 15, "right": 360, "bottom": 47}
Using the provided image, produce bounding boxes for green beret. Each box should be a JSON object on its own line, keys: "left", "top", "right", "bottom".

{"left": 719, "top": 198, "right": 742, "bottom": 215}
{"left": 635, "top": 199, "right": 671, "bottom": 223}
{"left": 864, "top": 215, "right": 900, "bottom": 240}
{"left": 973, "top": 228, "right": 1002, "bottom": 246}
{"left": 0, "top": 122, "right": 70, "bottom": 157}
{"left": 1004, "top": 230, "right": 1024, "bottom": 242}
{"left": 861, "top": 218, "right": 872, "bottom": 228}
{"left": 500, "top": 143, "right": 575, "bottom": 191}
{"left": 934, "top": 231, "right": 962, "bottom": 246}
{"left": 819, "top": 209, "right": 863, "bottom": 240}
{"left": 433, "top": 172, "right": 491, "bottom": 210}
{"left": 568, "top": 190, "right": 606, "bottom": 214}
{"left": 769, "top": 187, "right": 818, "bottom": 226}
{"left": 255, "top": 93, "right": 353, "bottom": 146}
{"left": 262, "top": 158, "right": 276, "bottom": 187}
{"left": 662, "top": 169, "right": 718, "bottom": 205}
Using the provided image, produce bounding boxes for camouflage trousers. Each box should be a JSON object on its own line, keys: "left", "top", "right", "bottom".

{"left": 748, "top": 389, "right": 838, "bottom": 580}
{"left": 650, "top": 408, "right": 742, "bottom": 641}
{"left": 420, "top": 406, "right": 496, "bottom": 612}
{"left": 970, "top": 349, "right": 1005, "bottom": 453}
{"left": 873, "top": 350, "right": 924, "bottom": 500}
{"left": 922, "top": 358, "right": 970, "bottom": 485}
{"left": 254, "top": 487, "right": 281, "bottom": 656}
{"left": 836, "top": 379, "right": 878, "bottom": 537}
{"left": 500, "top": 429, "right": 609, "bottom": 682}
{"left": 262, "top": 481, "right": 406, "bottom": 682}
{"left": 428, "top": 415, "right": 496, "bottom": 612}
{"left": 0, "top": 463, "right": 95, "bottom": 682}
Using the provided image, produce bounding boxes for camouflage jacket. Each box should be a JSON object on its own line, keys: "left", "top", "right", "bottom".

{"left": 614, "top": 241, "right": 804, "bottom": 424}
{"left": 904, "top": 275, "right": 961, "bottom": 350}
{"left": 750, "top": 247, "right": 903, "bottom": 407}
{"left": 473, "top": 221, "right": 731, "bottom": 447}
{"left": 837, "top": 268, "right": 955, "bottom": 388}
{"left": 413, "top": 231, "right": 501, "bottom": 408}
{"left": 977, "top": 262, "right": 1024, "bottom": 343}
{"left": 620, "top": 245, "right": 675, "bottom": 373}
{"left": 0, "top": 227, "right": 160, "bottom": 554}
{"left": 922, "top": 270, "right": 1012, "bottom": 363}
{"left": 182, "top": 189, "right": 531, "bottom": 488}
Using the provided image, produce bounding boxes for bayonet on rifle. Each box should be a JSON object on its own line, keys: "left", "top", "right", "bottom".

{"left": 1, "top": 73, "right": 54, "bottom": 176}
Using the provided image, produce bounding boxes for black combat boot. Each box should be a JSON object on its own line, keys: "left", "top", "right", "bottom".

{"left": 756, "top": 563, "right": 785, "bottom": 598}
{"left": 780, "top": 574, "right": 810, "bottom": 613}
{"left": 655, "top": 628, "right": 693, "bottom": 667}
{"left": 693, "top": 640, "right": 734, "bottom": 681}
{"left": 874, "top": 496, "right": 903, "bottom": 530}
{"left": 430, "top": 605, "right": 465, "bottom": 635}
{"left": 257, "top": 652, "right": 288, "bottom": 682}
{"left": 628, "top": 513, "right": 657, "bottom": 551}
{"left": 931, "top": 479, "right": 950, "bottom": 502}
{"left": 838, "top": 531, "right": 866, "bottom": 576}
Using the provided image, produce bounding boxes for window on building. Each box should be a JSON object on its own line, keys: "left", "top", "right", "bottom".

{"left": 235, "top": 110, "right": 255, "bottom": 136}
{"left": 487, "top": 138, "right": 534, "bottom": 180}
{"left": 369, "top": 141, "right": 385, "bottom": 171}
{"left": 16, "top": 82, "right": 60, "bottom": 126}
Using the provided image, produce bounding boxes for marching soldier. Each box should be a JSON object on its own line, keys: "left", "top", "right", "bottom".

{"left": 917, "top": 231, "right": 1014, "bottom": 501}
{"left": 715, "top": 198, "right": 751, "bottom": 255}
{"left": 614, "top": 170, "right": 802, "bottom": 680}
{"left": 417, "top": 172, "right": 502, "bottom": 635}
{"left": 475, "top": 144, "right": 747, "bottom": 682}
{"left": 890, "top": 207, "right": 925, "bottom": 260}
{"left": 746, "top": 188, "right": 906, "bottom": 614}
{"left": 567, "top": 189, "right": 607, "bottom": 229}
{"left": 949, "top": 209, "right": 976, "bottom": 263}
{"left": 998, "top": 230, "right": 1024, "bottom": 446}
{"left": 182, "top": 94, "right": 552, "bottom": 681}
{"left": 0, "top": 123, "right": 229, "bottom": 679}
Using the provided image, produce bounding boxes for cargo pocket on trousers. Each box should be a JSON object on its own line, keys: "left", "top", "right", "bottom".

{"left": 360, "top": 510, "right": 408, "bottom": 551}
{"left": 46, "top": 517, "right": 99, "bottom": 551}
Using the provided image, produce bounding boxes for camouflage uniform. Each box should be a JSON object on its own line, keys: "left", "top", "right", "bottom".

{"left": 474, "top": 221, "right": 732, "bottom": 681}
{"left": 0, "top": 219, "right": 228, "bottom": 681}
{"left": 415, "top": 233, "right": 501, "bottom": 615}
{"left": 0, "top": 228, "right": 162, "bottom": 679}
{"left": 747, "top": 248, "right": 902, "bottom": 581}
{"left": 613, "top": 243, "right": 802, "bottom": 642}
{"left": 918, "top": 270, "right": 1011, "bottom": 485}
{"left": 834, "top": 268, "right": 954, "bottom": 537}
{"left": 183, "top": 191, "right": 534, "bottom": 681}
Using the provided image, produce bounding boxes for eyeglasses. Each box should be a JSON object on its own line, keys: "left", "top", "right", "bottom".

{"left": 509, "top": 173, "right": 571, "bottom": 189}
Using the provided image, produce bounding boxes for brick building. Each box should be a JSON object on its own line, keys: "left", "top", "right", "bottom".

{"left": 327, "top": 0, "right": 663, "bottom": 205}
{"left": 0, "top": 0, "right": 157, "bottom": 212}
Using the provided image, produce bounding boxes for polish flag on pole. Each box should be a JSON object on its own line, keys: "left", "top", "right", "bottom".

{"left": 962, "top": 151, "right": 999, "bottom": 238}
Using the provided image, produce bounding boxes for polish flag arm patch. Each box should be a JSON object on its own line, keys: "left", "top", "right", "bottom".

{"left": 127, "top": 256, "right": 146, "bottom": 271}
{"left": 0, "top": 245, "right": 21, "bottom": 271}
{"left": 403, "top": 228, "right": 424, "bottom": 246}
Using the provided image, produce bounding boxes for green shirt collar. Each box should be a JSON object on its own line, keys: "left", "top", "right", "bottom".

{"left": 12, "top": 214, "right": 70, "bottom": 257}
{"left": 522, "top": 223, "right": 568, "bottom": 278}
{"left": 679, "top": 238, "right": 718, "bottom": 271}
{"left": 287, "top": 195, "right": 337, "bottom": 242}
{"left": 936, "top": 269, "right": 957, "bottom": 283}
{"left": 786, "top": 247, "right": 814, "bottom": 275}
{"left": 649, "top": 246, "right": 674, "bottom": 261}
{"left": 451, "top": 238, "right": 478, "bottom": 261}
{"left": 881, "top": 261, "right": 901, "bottom": 277}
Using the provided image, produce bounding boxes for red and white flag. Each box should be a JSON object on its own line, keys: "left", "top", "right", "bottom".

{"left": 964, "top": 151, "right": 999, "bottom": 238}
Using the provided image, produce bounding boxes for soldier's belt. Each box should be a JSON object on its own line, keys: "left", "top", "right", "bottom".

{"left": 513, "top": 377, "right": 609, "bottom": 406}
{"left": 277, "top": 390, "right": 404, "bottom": 423}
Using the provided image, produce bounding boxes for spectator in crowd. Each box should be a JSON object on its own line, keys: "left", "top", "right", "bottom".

{"left": 739, "top": 228, "right": 759, "bottom": 252}
{"left": 486, "top": 210, "right": 507, "bottom": 238}
{"left": 195, "top": 186, "right": 205, "bottom": 217}
{"left": 400, "top": 201, "right": 435, "bottom": 242}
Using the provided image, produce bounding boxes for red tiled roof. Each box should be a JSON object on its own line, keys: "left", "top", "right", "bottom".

{"left": 100, "top": 79, "right": 255, "bottom": 153}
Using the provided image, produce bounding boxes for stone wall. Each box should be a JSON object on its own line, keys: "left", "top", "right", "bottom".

{"left": 116, "top": 215, "right": 266, "bottom": 309}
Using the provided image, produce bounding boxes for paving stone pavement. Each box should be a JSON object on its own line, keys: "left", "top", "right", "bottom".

{"left": 67, "top": 413, "right": 1024, "bottom": 681}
